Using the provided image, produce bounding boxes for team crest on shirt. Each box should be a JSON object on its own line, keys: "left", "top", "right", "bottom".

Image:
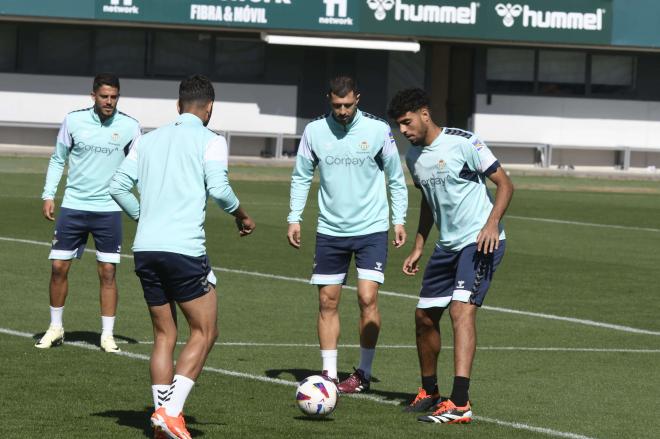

{"left": 359, "top": 141, "right": 369, "bottom": 151}
{"left": 111, "top": 132, "right": 119, "bottom": 142}
{"left": 438, "top": 159, "right": 446, "bottom": 171}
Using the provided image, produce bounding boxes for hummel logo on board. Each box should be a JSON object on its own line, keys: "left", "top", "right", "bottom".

{"left": 367, "top": 0, "right": 395, "bottom": 21}
{"left": 495, "top": 3, "right": 522, "bottom": 27}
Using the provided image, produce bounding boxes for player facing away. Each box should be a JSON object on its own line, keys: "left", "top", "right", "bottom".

{"left": 36, "top": 73, "right": 141, "bottom": 353}
{"left": 287, "top": 76, "right": 408, "bottom": 393}
{"left": 388, "top": 89, "right": 514, "bottom": 423}
{"left": 110, "top": 75, "right": 255, "bottom": 439}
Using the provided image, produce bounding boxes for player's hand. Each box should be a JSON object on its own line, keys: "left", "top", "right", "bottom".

{"left": 476, "top": 219, "right": 500, "bottom": 254}
{"left": 287, "top": 223, "right": 301, "bottom": 249}
{"left": 392, "top": 224, "right": 407, "bottom": 248}
{"left": 402, "top": 248, "right": 423, "bottom": 276}
{"left": 236, "top": 215, "right": 255, "bottom": 237}
{"left": 42, "top": 199, "right": 55, "bottom": 221}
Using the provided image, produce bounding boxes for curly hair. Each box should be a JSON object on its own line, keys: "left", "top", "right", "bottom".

{"left": 387, "top": 88, "right": 430, "bottom": 119}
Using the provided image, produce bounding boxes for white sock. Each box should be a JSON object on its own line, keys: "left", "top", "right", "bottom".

{"left": 321, "top": 349, "right": 338, "bottom": 379}
{"left": 49, "top": 306, "right": 64, "bottom": 328}
{"left": 164, "top": 374, "right": 195, "bottom": 417}
{"left": 101, "top": 315, "right": 115, "bottom": 337}
{"left": 358, "top": 347, "right": 376, "bottom": 379}
{"left": 152, "top": 384, "right": 172, "bottom": 409}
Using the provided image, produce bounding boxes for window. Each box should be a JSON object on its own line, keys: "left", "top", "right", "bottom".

{"left": 591, "top": 54, "right": 635, "bottom": 95}
{"left": 486, "top": 48, "right": 535, "bottom": 93}
{"left": 151, "top": 31, "right": 211, "bottom": 77}
{"left": 38, "top": 28, "right": 92, "bottom": 75}
{"left": 94, "top": 29, "right": 146, "bottom": 77}
{"left": 214, "top": 38, "right": 265, "bottom": 81}
{"left": 485, "top": 47, "right": 637, "bottom": 98}
{"left": 0, "top": 24, "right": 17, "bottom": 72}
{"left": 538, "top": 50, "right": 586, "bottom": 95}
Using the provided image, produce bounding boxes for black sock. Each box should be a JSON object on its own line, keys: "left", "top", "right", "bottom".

{"left": 421, "top": 375, "right": 438, "bottom": 395}
{"left": 450, "top": 376, "right": 470, "bottom": 406}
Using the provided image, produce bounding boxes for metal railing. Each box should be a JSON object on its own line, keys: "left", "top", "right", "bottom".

{"left": 2, "top": 122, "right": 659, "bottom": 170}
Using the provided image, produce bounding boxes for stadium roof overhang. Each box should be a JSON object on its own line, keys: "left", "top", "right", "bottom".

{"left": 1, "top": 0, "right": 659, "bottom": 52}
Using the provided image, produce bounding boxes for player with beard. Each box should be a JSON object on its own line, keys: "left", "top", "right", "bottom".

{"left": 110, "top": 75, "right": 255, "bottom": 439}
{"left": 287, "top": 76, "right": 408, "bottom": 393}
{"left": 37, "top": 73, "right": 140, "bottom": 353}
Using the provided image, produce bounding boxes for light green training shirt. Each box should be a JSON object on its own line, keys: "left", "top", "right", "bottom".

{"left": 288, "top": 109, "right": 408, "bottom": 237}
{"left": 109, "top": 113, "right": 239, "bottom": 257}
{"left": 406, "top": 128, "right": 505, "bottom": 251}
{"left": 42, "top": 107, "right": 141, "bottom": 211}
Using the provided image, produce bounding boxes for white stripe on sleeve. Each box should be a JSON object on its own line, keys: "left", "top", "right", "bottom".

{"left": 204, "top": 135, "right": 229, "bottom": 165}
{"left": 470, "top": 136, "right": 497, "bottom": 173}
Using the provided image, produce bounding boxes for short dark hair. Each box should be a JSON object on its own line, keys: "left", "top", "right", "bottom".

{"left": 387, "top": 88, "right": 431, "bottom": 119}
{"left": 328, "top": 76, "right": 358, "bottom": 98}
{"left": 93, "top": 73, "right": 120, "bottom": 92}
{"left": 179, "top": 75, "right": 215, "bottom": 108}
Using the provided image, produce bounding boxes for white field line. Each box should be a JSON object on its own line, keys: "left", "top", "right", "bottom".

{"left": 1, "top": 235, "right": 660, "bottom": 337}
{"left": 1, "top": 327, "right": 597, "bottom": 439}
{"left": 507, "top": 215, "right": 660, "bottom": 233}
{"left": 110, "top": 340, "right": 660, "bottom": 353}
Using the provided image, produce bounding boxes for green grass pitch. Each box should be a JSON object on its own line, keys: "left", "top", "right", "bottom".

{"left": 0, "top": 156, "right": 659, "bottom": 438}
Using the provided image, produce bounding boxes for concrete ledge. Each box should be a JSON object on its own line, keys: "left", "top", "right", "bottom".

{"left": 2, "top": 145, "right": 659, "bottom": 180}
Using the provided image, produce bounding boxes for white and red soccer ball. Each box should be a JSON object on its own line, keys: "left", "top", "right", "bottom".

{"left": 295, "top": 375, "right": 338, "bottom": 417}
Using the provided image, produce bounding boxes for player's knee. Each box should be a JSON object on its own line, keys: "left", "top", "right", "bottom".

{"left": 191, "top": 322, "right": 218, "bottom": 346}
{"left": 449, "top": 300, "right": 474, "bottom": 317}
{"left": 98, "top": 264, "right": 116, "bottom": 285}
{"left": 51, "top": 261, "right": 70, "bottom": 280}
{"left": 154, "top": 331, "right": 177, "bottom": 348}
{"left": 415, "top": 309, "right": 436, "bottom": 332}
{"left": 319, "top": 293, "right": 339, "bottom": 312}
{"left": 357, "top": 293, "right": 378, "bottom": 311}
{"left": 449, "top": 302, "right": 476, "bottom": 325}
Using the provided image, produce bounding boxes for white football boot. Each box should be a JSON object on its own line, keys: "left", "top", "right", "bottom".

{"left": 100, "top": 334, "right": 121, "bottom": 353}
{"left": 34, "top": 325, "right": 64, "bottom": 349}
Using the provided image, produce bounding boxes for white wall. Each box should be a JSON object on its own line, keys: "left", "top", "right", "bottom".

{"left": 473, "top": 94, "right": 660, "bottom": 150}
{"left": 0, "top": 73, "right": 298, "bottom": 133}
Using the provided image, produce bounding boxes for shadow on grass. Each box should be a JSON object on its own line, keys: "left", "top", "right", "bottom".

{"left": 294, "top": 415, "right": 335, "bottom": 422}
{"left": 265, "top": 368, "right": 324, "bottom": 383}
{"left": 91, "top": 407, "right": 210, "bottom": 437}
{"left": 32, "top": 330, "right": 139, "bottom": 347}
{"left": 265, "top": 368, "right": 412, "bottom": 407}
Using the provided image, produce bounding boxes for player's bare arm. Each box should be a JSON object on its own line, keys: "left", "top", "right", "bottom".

{"left": 42, "top": 199, "right": 55, "bottom": 221}
{"left": 403, "top": 193, "right": 434, "bottom": 276}
{"left": 476, "top": 167, "right": 514, "bottom": 255}
{"left": 392, "top": 224, "right": 407, "bottom": 248}
{"left": 287, "top": 223, "right": 301, "bottom": 249}
{"left": 232, "top": 205, "right": 255, "bottom": 237}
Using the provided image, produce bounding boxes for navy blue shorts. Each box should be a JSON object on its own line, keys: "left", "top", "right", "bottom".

{"left": 49, "top": 207, "right": 122, "bottom": 263}
{"left": 418, "top": 241, "right": 506, "bottom": 308}
{"left": 134, "top": 251, "right": 217, "bottom": 307}
{"left": 311, "top": 231, "right": 388, "bottom": 285}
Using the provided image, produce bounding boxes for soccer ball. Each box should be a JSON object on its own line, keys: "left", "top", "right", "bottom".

{"left": 295, "top": 375, "right": 338, "bottom": 417}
